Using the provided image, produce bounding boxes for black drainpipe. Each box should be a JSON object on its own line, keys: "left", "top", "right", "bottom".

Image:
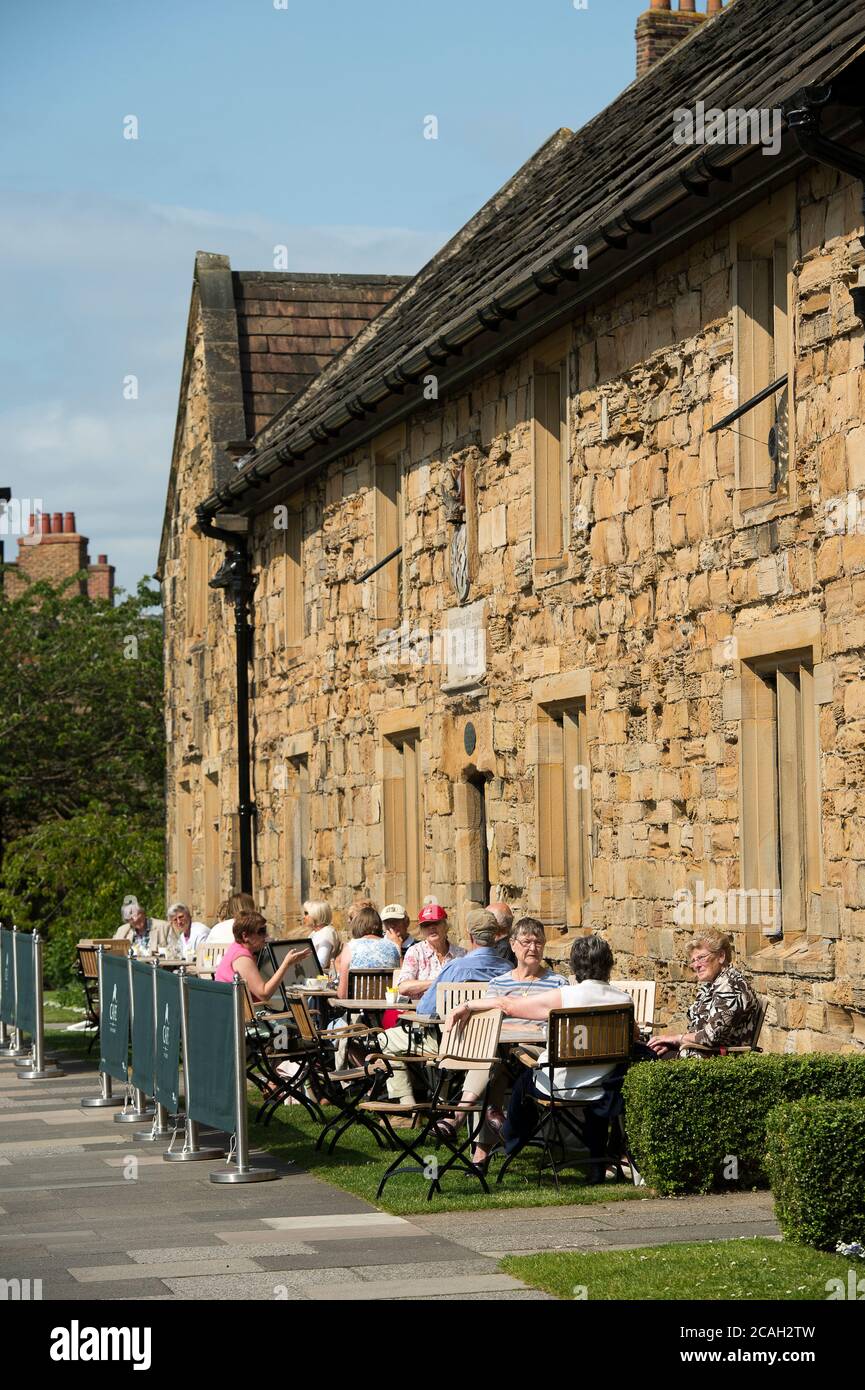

{"left": 786, "top": 83, "right": 865, "bottom": 325}
{"left": 195, "top": 505, "right": 256, "bottom": 894}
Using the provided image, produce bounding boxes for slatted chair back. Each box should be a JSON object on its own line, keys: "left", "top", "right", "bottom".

{"left": 611, "top": 979, "right": 656, "bottom": 1031}
{"left": 287, "top": 995, "right": 317, "bottom": 1043}
{"left": 749, "top": 996, "right": 768, "bottom": 1046}
{"left": 77, "top": 946, "right": 100, "bottom": 982}
{"left": 196, "top": 941, "right": 229, "bottom": 979}
{"left": 438, "top": 1006, "right": 503, "bottom": 1074}
{"left": 547, "top": 1005, "right": 633, "bottom": 1069}
{"left": 436, "top": 980, "right": 489, "bottom": 1019}
{"left": 348, "top": 968, "right": 392, "bottom": 1000}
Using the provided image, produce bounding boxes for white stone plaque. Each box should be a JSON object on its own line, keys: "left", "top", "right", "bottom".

{"left": 441, "top": 600, "right": 486, "bottom": 692}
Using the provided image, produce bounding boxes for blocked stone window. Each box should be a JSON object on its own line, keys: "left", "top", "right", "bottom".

{"left": 282, "top": 496, "right": 304, "bottom": 651}
{"left": 532, "top": 345, "right": 568, "bottom": 567}
{"left": 175, "top": 783, "right": 194, "bottom": 905}
{"left": 202, "top": 773, "right": 221, "bottom": 922}
{"left": 382, "top": 730, "right": 423, "bottom": 917}
{"left": 732, "top": 191, "right": 795, "bottom": 514}
{"left": 373, "top": 425, "right": 404, "bottom": 630}
{"left": 185, "top": 532, "right": 208, "bottom": 640}
{"left": 740, "top": 654, "right": 821, "bottom": 947}
{"left": 282, "top": 754, "right": 311, "bottom": 927}
{"left": 536, "top": 700, "right": 592, "bottom": 927}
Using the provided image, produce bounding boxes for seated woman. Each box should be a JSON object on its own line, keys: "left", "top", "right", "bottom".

{"left": 207, "top": 892, "right": 256, "bottom": 945}
{"left": 648, "top": 929, "right": 757, "bottom": 1058}
{"left": 449, "top": 934, "right": 637, "bottom": 1179}
{"left": 214, "top": 911, "right": 310, "bottom": 1003}
{"left": 336, "top": 906, "right": 400, "bottom": 998}
{"left": 302, "top": 899, "right": 340, "bottom": 972}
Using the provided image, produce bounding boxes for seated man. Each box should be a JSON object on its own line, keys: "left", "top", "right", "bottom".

{"left": 380, "top": 910, "right": 506, "bottom": 1122}
{"left": 438, "top": 917, "right": 567, "bottom": 1161}
{"left": 114, "top": 900, "right": 169, "bottom": 953}
{"left": 449, "top": 934, "right": 638, "bottom": 1182}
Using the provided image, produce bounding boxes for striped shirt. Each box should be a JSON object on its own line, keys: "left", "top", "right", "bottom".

{"left": 486, "top": 968, "right": 568, "bottom": 998}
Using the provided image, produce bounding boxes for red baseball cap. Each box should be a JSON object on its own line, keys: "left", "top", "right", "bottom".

{"left": 417, "top": 903, "right": 447, "bottom": 924}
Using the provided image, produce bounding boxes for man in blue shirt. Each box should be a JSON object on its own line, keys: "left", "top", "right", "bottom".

{"left": 417, "top": 910, "right": 509, "bottom": 1016}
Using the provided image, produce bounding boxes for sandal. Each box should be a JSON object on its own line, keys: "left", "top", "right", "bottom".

{"left": 433, "top": 1118, "right": 458, "bottom": 1140}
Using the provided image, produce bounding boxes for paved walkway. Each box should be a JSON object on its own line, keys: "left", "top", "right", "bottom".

{"left": 0, "top": 1047, "right": 777, "bottom": 1301}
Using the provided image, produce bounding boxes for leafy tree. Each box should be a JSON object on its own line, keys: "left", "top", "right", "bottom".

{"left": 0, "top": 572, "right": 165, "bottom": 988}
{"left": 0, "top": 808, "right": 164, "bottom": 991}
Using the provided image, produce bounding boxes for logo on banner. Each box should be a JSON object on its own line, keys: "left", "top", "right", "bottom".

{"left": 109, "top": 984, "right": 118, "bottom": 1025}
{"left": 161, "top": 1003, "right": 171, "bottom": 1051}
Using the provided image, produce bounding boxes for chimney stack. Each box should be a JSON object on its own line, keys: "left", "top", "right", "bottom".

{"left": 636, "top": 0, "right": 725, "bottom": 80}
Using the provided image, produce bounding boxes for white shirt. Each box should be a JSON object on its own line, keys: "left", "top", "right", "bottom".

{"left": 311, "top": 925, "right": 340, "bottom": 970}
{"left": 207, "top": 918, "right": 235, "bottom": 944}
{"left": 175, "top": 921, "right": 210, "bottom": 961}
{"left": 534, "top": 980, "right": 633, "bottom": 1102}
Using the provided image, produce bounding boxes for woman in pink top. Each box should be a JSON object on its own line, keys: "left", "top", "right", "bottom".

{"left": 215, "top": 912, "right": 309, "bottom": 1002}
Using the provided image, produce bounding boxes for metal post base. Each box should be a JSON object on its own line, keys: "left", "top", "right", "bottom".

{"left": 132, "top": 1128, "right": 172, "bottom": 1144}
{"left": 18, "top": 1066, "right": 67, "bottom": 1080}
{"left": 1, "top": 1046, "right": 28, "bottom": 1059}
{"left": 164, "top": 1145, "right": 225, "bottom": 1162}
{"left": 114, "top": 1107, "right": 155, "bottom": 1124}
{"left": 81, "top": 1094, "right": 124, "bottom": 1108}
{"left": 209, "top": 1164, "right": 278, "bottom": 1183}
{"left": 13, "top": 1055, "right": 35, "bottom": 1069}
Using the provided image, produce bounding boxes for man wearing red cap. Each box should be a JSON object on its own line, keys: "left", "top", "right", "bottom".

{"left": 380, "top": 902, "right": 465, "bottom": 1116}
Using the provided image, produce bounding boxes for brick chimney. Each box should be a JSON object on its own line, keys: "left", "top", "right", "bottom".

{"left": 636, "top": 1, "right": 725, "bottom": 79}
{"left": 2, "top": 508, "right": 114, "bottom": 604}
{"left": 87, "top": 554, "right": 115, "bottom": 602}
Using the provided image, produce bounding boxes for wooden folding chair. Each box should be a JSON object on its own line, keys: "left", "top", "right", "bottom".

{"left": 347, "top": 968, "right": 393, "bottom": 1000}
{"left": 360, "top": 1006, "right": 503, "bottom": 1200}
{"left": 240, "top": 988, "right": 326, "bottom": 1126}
{"left": 76, "top": 941, "right": 129, "bottom": 1052}
{"left": 682, "top": 996, "right": 768, "bottom": 1056}
{"left": 611, "top": 979, "right": 656, "bottom": 1036}
{"left": 496, "top": 1004, "right": 634, "bottom": 1190}
{"left": 435, "top": 981, "right": 489, "bottom": 1019}
{"left": 196, "top": 942, "right": 228, "bottom": 979}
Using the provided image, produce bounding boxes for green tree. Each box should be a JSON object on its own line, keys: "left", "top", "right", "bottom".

{"left": 0, "top": 571, "right": 165, "bottom": 987}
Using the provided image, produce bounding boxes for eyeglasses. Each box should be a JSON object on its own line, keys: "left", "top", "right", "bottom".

{"left": 690, "top": 954, "right": 717, "bottom": 967}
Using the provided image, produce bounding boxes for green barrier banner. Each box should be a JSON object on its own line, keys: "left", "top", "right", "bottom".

{"left": 15, "top": 933, "right": 36, "bottom": 1038}
{"left": 154, "top": 969, "right": 181, "bottom": 1114}
{"left": 130, "top": 961, "right": 155, "bottom": 1096}
{"left": 186, "top": 976, "right": 236, "bottom": 1135}
{"left": 99, "top": 954, "right": 131, "bottom": 1085}
{"left": 0, "top": 929, "right": 14, "bottom": 1027}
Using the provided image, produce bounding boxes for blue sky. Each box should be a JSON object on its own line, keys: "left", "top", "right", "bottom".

{"left": 0, "top": 0, "right": 648, "bottom": 594}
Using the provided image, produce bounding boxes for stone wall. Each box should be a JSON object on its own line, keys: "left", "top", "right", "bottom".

{"left": 163, "top": 161, "right": 865, "bottom": 1053}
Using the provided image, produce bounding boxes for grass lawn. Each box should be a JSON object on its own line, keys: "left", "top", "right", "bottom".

{"left": 43, "top": 991, "right": 89, "bottom": 1027}
{"left": 248, "top": 1100, "right": 653, "bottom": 1215}
{"left": 501, "top": 1238, "right": 853, "bottom": 1300}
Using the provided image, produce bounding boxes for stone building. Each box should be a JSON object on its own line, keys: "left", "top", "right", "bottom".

{"left": 2, "top": 508, "right": 114, "bottom": 601}
{"left": 159, "top": 0, "right": 865, "bottom": 1052}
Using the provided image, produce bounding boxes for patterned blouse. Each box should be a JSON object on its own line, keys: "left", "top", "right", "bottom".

{"left": 682, "top": 965, "right": 758, "bottom": 1054}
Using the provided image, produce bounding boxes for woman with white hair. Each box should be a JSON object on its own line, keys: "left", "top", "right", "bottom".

{"left": 303, "top": 900, "right": 340, "bottom": 971}
{"left": 166, "top": 903, "right": 210, "bottom": 961}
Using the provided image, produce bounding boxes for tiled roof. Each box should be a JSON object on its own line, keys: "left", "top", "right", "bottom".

{"left": 233, "top": 273, "right": 408, "bottom": 437}
{"left": 207, "top": 0, "right": 865, "bottom": 513}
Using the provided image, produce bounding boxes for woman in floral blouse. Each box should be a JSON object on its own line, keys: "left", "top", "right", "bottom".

{"left": 648, "top": 929, "right": 758, "bottom": 1057}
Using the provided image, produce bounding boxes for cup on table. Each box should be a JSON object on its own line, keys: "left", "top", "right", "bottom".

{"left": 385, "top": 988, "right": 398, "bottom": 1005}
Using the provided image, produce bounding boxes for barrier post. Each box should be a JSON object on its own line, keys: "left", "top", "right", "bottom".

{"left": 0, "top": 925, "right": 10, "bottom": 1053}
{"left": 164, "top": 968, "right": 225, "bottom": 1163}
{"left": 80, "top": 947, "right": 124, "bottom": 1108}
{"left": 4, "top": 928, "right": 27, "bottom": 1059}
{"left": 209, "top": 973, "right": 277, "bottom": 1183}
{"left": 114, "top": 950, "right": 154, "bottom": 1124}
{"left": 18, "top": 933, "right": 65, "bottom": 1079}
{"left": 133, "top": 960, "right": 172, "bottom": 1143}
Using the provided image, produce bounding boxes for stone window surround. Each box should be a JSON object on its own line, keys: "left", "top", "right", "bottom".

{"left": 528, "top": 668, "right": 593, "bottom": 930}
{"left": 372, "top": 423, "right": 405, "bottom": 631}
{"left": 377, "top": 707, "right": 425, "bottom": 915}
{"left": 723, "top": 609, "right": 835, "bottom": 968}
{"left": 731, "top": 184, "right": 799, "bottom": 529}
{"left": 531, "top": 326, "right": 572, "bottom": 580}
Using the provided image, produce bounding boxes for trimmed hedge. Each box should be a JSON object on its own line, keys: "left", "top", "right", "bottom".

{"left": 622, "top": 1052, "right": 865, "bottom": 1195}
{"left": 766, "top": 1098, "right": 865, "bottom": 1250}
